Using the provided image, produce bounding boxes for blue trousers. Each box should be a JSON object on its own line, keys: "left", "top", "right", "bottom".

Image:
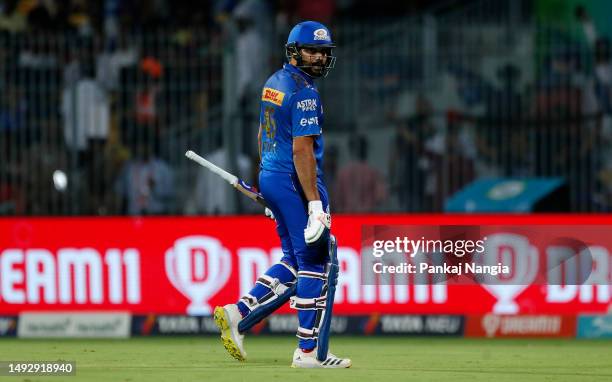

{"left": 245, "top": 169, "right": 330, "bottom": 349}
{"left": 259, "top": 170, "right": 330, "bottom": 273}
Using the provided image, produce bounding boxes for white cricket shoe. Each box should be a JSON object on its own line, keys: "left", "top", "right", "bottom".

{"left": 213, "top": 304, "right": 247, "bottom": 361}
{"left": 291, "top": 347, "right": 352, "bottom": 368}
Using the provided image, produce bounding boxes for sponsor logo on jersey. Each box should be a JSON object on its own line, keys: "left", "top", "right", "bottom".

{"left": 296, "top": 98, "right": 318, "bottom": 111}
{"left": 262, "top": 87, "right": 285, "bottom": 106}
{"left": 314, "top": 28, "right": 330, "bottom": 41}
{"left": 300, "top": 117, "right": 319, "bottom": 127}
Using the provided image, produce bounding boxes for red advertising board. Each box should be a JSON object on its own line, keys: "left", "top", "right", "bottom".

{"left": 0, "top": 215, "right": 611, "bottom": 315}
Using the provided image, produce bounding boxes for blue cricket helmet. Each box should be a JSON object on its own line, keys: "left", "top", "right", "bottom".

{"left": 287, "top": 21, "right": 335, "bottom": 47}
{"left": 285, "top": 21, "right": 336, "bottom": 77}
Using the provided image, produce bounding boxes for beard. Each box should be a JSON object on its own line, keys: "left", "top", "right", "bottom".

{"left": 304, "top": 62, "right": 325, "bottom": 77}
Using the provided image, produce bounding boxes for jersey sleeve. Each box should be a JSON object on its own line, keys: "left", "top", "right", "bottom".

{"left": 291, "top": 88, "right": 322, "bottom": 137}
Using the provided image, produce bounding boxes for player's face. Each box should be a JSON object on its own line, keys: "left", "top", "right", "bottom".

{"left": 300, "top": 47, "right": 329, "bottom": 76}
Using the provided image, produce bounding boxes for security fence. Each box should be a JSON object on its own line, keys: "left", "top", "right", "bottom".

{"left": 1, "top": 1, "right": 611, "bottom": 215}
{"left": 321, "top": 0, "right": 610, "bottom": 213}
{"left": 0, "top": 31, "right": 226, "bottom": 215}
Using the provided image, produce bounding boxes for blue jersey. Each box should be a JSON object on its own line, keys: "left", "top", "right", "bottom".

{"left": 259, "top": 63, "right": 324, "bottom": 175}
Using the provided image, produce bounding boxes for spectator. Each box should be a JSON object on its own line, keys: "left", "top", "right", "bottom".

{"left": 423, "top": 111, "right": 476, "bottom": 212}
{"left": 576, "top": 6, "right": 607, "bottom": 209}
{"left": 389, "top": 94, "right": 432, "bottom": 211}
{"left": 532, "top": 47, "right": 583, "bottom": 177}
{"left": 61, "top": 58, "right": 110, "bottom": 159}
{"left": 533, "top": 33, "right": 597, "bottom": 210}
{"left": 27, "top": 0, "right": 61, "bottom": 32}
{"left": 19, "top": 33, "right": 59, "bottom": 69}
{"left": 232, "top": 0, "right": 273, "bottom": 156}
{"left": 0, "top": 84, "right": 26, "bottom": 214}
{"left": 114, "top": 136, "right": 174, "bottom": 215}
{"left": 478, "top": 63, "right": 527, "bottom": 177}
{"left": 132, "top": 56, "right": 165, "bottom": 156}
{"left": 96, "top": 33, "right": 139, "bottom": 93}
{"left": 577, "top": 6, "right": 611, "bottom": 136}
{"left": 0, "top": 82, "right": 27, "bottom": 155}
{"left": 334, "top": 135, "right": 387, "bottom": 213}
{"left": 66, "top": 0, "right": 94, "bottom": 36}
{"left": 0, "top": 0, "right": 27, "bottom": 33}
{"left": 0, "top": 120, "right": 22, "bottom": 213}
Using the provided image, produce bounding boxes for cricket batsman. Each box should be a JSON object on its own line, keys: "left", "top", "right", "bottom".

{"left": 213, "top": 20, "right": 351, "bottom": 369}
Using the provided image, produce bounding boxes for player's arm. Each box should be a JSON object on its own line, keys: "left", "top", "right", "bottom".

{"left": 293, "top": 135, "right": 320, "bottom": 201}
{"left": 291, "top": 88, "right": 330, "bottom": 244}
{"left": 291, "top": 88, "right": 323, "bottom": 201}
{"left": 294, "top": 135, "right": 329, "bottom": 244}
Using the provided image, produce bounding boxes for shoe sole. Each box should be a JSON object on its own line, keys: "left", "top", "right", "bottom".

{"left": 213, "top": 306, "right": 246, "bottom": 362}
{"left": 291, "top": 361, "right": 352, "bottom": 369}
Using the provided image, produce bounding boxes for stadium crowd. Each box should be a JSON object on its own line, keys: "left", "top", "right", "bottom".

{"left": 1, "top": 1, "right": 612, "bottom": 215}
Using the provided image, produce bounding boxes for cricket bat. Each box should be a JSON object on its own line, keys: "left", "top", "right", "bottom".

{"left": 185, "top": 150, "right": 268, "bottom": 208}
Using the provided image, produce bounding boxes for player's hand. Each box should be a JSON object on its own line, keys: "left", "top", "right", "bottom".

{"left": 264, "top": 207, "right": 275, "bottom": 220}
{"left": 304, "top": 200, "right": 331, "bottom": 245}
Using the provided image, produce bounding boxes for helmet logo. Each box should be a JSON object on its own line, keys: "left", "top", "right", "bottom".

{"left": 313, "top": 28, "right": 330, "bottom": 41}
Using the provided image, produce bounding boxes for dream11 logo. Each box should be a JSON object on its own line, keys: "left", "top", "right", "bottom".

{"left": 165, "top": 236, "right": 231, "bottom": 315}
{"left": 479, "top": 233, "right": 538, "bottom": 314}
{"left": 478, "top": 231, "right": 611, "bottom": 313}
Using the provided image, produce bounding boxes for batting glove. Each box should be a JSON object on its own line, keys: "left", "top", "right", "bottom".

{"left": 304, "top": 200, "right": 331, "bottom": 245}
{"left": 264, "top": 207, "right": 275, "bottom": 220}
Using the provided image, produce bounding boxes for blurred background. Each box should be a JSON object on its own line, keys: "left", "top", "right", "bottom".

{"left": 1, "top": 0, "right": 611, "bottom": 216}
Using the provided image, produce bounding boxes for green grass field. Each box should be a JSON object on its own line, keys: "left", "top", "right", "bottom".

{"left": 1, "top": 337, "right": 611, "bottom": 382}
